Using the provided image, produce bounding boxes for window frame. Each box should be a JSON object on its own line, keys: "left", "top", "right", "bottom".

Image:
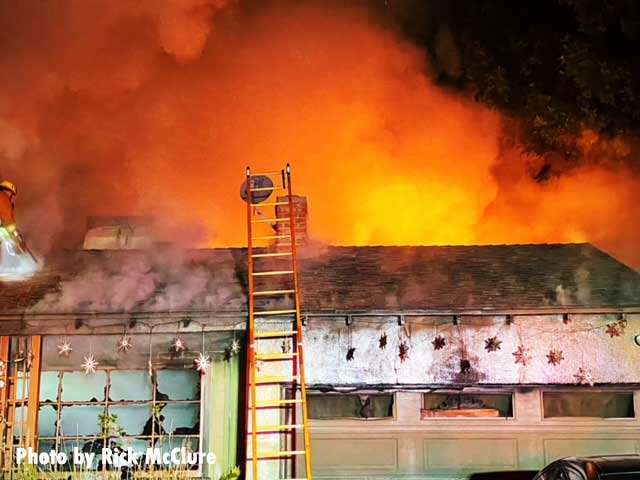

{"left": 306, "top": 391, "right": 397, "bottom": 422}
{"left": 540, "top": 388, "right": 637, "bottom": 421}
{"left": 420, "top": 388, "right": 516, "bottom": 420}
{"left": 37, "top": 366, "right": 203, "bottom": 473}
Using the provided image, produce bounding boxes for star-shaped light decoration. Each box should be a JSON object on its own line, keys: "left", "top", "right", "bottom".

{"left": 57, "top": 339, "right": 73, "bottom": 358}
{"left": 512, "top": 345, "right": 532, "bottom": 366}
{"left": 618, "top": 316, "right": 628, "bottom": 330}
{"left": 378, "top": 333, "right": 387, "bottom": 350}
{"left": 432, "top": 335, "right": 446, "bottom": 351}
{"left": 194, "top": 352, "right": 211, "bottom": 375}
{"left": 398, "top": 341, "right": 410, "bottom": 362}
{"left": 281, "top": 340, "right": 292, "bottom": 354}
{"left": 171, "top": 337, "right": 187, "bottom": 355}
{"left": 117, "top": 334, "right": 133, "bottom": 354}
{"left": 346, "top": 347, "right": 356, "bottom": 361}
{"left": 606, "top": 323, "right": 622, "bottom": 338}
{"left": 574, "top": 367, "right": 594, "bottom": 386}
{"left": 484, "top": 336, "right": 502, "bottom": 352}
{"left": 546, "top": 349, "right": 564, "bottom": 366}
{"left": 230, "top": 339, "right": 241, "bottom": 355}
{"left": 81, "top": 354, "right": 98, "bottom": 375}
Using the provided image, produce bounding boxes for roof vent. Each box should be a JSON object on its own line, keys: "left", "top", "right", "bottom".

{"left": 83, "top": 216, "right": 153, "bottom": 250}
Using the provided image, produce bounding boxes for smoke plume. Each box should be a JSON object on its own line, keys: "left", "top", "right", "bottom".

{"left": 0, "top": 0, "right": 639, "bottom": 270}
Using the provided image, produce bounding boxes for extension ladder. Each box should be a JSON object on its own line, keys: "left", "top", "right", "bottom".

{"left": 244, "top": 164, "right": 313, "bottom": 480}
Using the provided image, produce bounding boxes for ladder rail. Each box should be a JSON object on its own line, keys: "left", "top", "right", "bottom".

{"left": 286, "top": 163, "right": 313, "bottom": 480}
{"left": 246, "top": 166, "right": 259, "bottom": 480}
{"left": 245, "top": 164, "right": 313, "bottom": 480}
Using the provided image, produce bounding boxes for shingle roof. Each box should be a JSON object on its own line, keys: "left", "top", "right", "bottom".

{"left": 0, "top": 243, "right": 638, "bottom": 315}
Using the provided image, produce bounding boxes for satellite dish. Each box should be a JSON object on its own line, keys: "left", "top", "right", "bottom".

{"left": 240, "top": 175, "right": 274, "bottom": 204}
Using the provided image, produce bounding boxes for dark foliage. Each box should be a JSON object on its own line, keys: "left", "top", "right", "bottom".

{"left": 384, "top": 0, "right": 640, "bottom": 161}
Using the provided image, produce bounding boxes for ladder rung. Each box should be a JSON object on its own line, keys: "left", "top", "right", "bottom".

{"left": 255, "top": 352, "right": 297, "bottom": 360}
{"left": 252, "top": 234, "right": 291, "bottom": 240}
{"left": 251, "top": 217, "right": 290, "bottom": 223}
{"left": 254, "top": 424, "right": 305, "bottom": 433}
{"left": 254, "top": 375, "right": 300, "bottom": 384}
{"left": 254, "top": 398, "right": 303, "bottom": 408}
{"left": 251, "top": 252, "right": 292, "bottom": 258}
{"left": 256, "top": 450, "right": 306, "bottom": 459}
{"left": 255, "top": 309, "right": 297, "bottom": 316}
{"left": 252, "top": 289, "right": 295, "bottom": 296}
{"left": 254, "top": 330, "right": 297, "bottom": 338}
{"left": 250, "top": 186, "right": 287, "bottom": 192}
{"left": 252, "top": 270, "right": 293, "bottom": 276}
{"left": 251, "top": 201, "right": 289, "bottom": 207}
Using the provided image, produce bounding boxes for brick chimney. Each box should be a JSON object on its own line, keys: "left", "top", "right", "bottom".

{"left": 275, "top": 195, "right": 308, "bottom": 247}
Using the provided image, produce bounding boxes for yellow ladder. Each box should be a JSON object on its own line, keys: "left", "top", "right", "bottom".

{"left": 244, "top": 164, "right": 313, "bottom": 480}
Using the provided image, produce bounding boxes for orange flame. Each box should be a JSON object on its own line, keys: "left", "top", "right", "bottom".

{"left": 0, "top": 2, "right": 638, "bottom": 269}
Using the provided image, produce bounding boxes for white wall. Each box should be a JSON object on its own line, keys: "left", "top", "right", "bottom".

{"left": 303, "top": 313, "right": 640, "bottom": 385}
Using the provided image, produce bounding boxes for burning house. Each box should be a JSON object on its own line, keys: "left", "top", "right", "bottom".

{"left": 0, "top": 198, "right": 639, "bottom": 480}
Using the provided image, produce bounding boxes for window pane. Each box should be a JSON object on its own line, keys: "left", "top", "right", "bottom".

{"left": 543, "top": 391, "right": 635, "bottom": 418}
{"left": 160, "top": 403, "right": 200, "bottom": 434}
{"left": 308, "top": 394, "right": 394, "bottom": 419}
{"left": 61, "top": 371, "right": 107, "bottom": 402}
{"left": 38, "top": 440, "right": 56, "bottom": 456}
{"left": 110, "top": 371, "right": 153, "bottom": 401}
{"left": 423, "top": 392, "right": 513, "bottom": 417}
{"left": 39, "top": 372, "right": 60, "bottom": 402}
{"left": 113, "top": 437, "right": 150, "bottom": 458}
{"left": 156, "top": 437, "right": 199, "bottom": 456}
{"left": 109, "top": 405, "right": 152, "bottom": 436}
{"left": 13, "top": 405, "right": 27, "bottom": 437}
{"left": 157, "top": 370, "right": 200, "bottom": 400}
{"left": 14, "top": 378, "right": 29, "bottom": 401}
{"left": 60, "top": 405, "right": 103, "bottom": 436}
{"left": 38, "top": 405, "right": 58, "bottom": 437}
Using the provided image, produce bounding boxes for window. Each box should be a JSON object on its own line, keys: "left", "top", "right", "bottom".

{"left": 38, "top": 369, "right": 201, "bottom": 465}
{"left": 422, "top": 391, "right": 513, "bottom": 418}
{"left": 543, "top": 391, "right": 635, "bottom": 418}
{"left": 308, "top": 394, "right": 394, "bottom": 420}
{"left": 37, "top": 334, "right": 206, "bottom": 469}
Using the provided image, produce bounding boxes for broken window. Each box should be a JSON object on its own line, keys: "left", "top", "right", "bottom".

{"left": 308, "top": 393, "right": 394, "bottom": 420}
{"left": 543, "top": 391, "right": 635, "bottom": 418}
{"left": 422, "top": 391, "right": 514, "bottom": 418}
{"left": 37, "top": 335, "right": 203, "bottom": 470}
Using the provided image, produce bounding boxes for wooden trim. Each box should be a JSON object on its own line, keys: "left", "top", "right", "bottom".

{"left": 0, "top": 337, "right": 9, "bottom": 470}
{"left": 26, "top": 335, "right": 41, "bottom": 450}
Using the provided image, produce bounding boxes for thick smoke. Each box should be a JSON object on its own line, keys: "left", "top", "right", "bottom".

{"left": 32, "top": 247, "right": 246, "bottom": 313}
{"left": 0, "top": 0, "right": 639, "bottom": 272}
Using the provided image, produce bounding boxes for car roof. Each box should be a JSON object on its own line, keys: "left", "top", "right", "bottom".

{"left": 559, "top": 455, "right": 640, "bottom": 474}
